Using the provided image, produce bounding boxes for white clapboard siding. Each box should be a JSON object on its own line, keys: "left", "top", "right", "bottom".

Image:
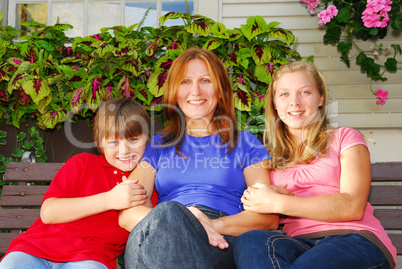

{"left": 220, "top": 0, "right": 402, "bottom": 128}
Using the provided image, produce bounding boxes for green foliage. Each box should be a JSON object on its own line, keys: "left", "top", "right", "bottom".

{"left": 0, "top": 126, "right": 47, "bottom": 182}
{"left": 0, "top": 11, "right": 302, "bottom": 133}
{"left": 304, "top": 0, "right": 402, "bottom": 97}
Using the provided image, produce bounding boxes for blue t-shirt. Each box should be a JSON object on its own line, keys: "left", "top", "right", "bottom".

{"left": 142, "top": 131, "right": 270, "bottom": 215}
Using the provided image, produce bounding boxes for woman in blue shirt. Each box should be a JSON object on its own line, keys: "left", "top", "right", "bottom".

{"left": 119, "top": 48, "right": 283, "bottom": 268}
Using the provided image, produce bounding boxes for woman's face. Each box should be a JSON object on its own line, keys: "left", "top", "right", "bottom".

{"left": 176, "top": 58, "right": 218, "bottom": 124}
{"left": 274, "top": 70, "right": 324, "bottom": 138}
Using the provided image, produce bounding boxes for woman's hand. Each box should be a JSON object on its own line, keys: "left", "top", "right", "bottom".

{"left": 241, "top": 183, "right": 293, "bottom": 214}
{"left": 106, "top": 176, "right": 148, "bottom": 210}
{"left": 187, "top": 206, "right": 229, "bottom": 250}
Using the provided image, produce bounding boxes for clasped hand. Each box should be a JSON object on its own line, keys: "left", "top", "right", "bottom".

{"left": 241, "top": 183, "right": 293, "bottom": 214}
{"left": 106, "top": 176, "right": 148, "bottom": 210}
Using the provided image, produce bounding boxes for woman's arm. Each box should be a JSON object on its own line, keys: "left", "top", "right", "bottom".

{"left": 190, "top": 160, "right": 286, "bottom": 244}
{"left": 212, "top": 159, "right": 281, "bottom": 235}
{"left": 118, "top": 161, "right": 156, "bottom": 232}
{"left": 242, "top": 144, "right": 371, "bottom": 222}
{"left": 40, "top": 178, "right": 147, "bottom": 224}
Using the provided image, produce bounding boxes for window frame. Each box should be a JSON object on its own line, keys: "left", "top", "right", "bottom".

{"left": 7, "top": 0, "right": 200, "bottom": 36}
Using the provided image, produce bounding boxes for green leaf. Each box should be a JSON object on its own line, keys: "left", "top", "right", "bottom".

{"left": 29, "top": 127, "right": 40, "bottom": 138}
{"left": 356, "top": 52, "right": 367, "bottom": 65}
{"left": 33, "top": 142, "right": 44, "bottom": 151}
{"left": 323, "top": 22, "right": 341, "bottom": 44}
{"left": 0, "top": 138, "right": 6, "bottom": 146}
{"left": 391, "top": 44, "right": 402, "bottom": 54}
{"left": 250, "top": 105, "right": 259, "bottom": 116}
{"left": 391, "top": 13, "right": 402, "bottom": 30}
{"left": 240, "top": 16, "right": 267, "bottom": 41}
{"left": 256, "top": 115, "right": 265, "bottom": 125}
{"left": 385, "top": 58, "right": 397, "bottom": 72}
{"left": 0, "top": 130, "right": 7, "bottom": 138}
{"left": 337, "top": 7, "right": 351, "bottom": 23}
{"left": 21, "top": 141, "right": 33, "bottom": 150}
{"left": 360, "top": 57, "right": 380, "bottom": 77}
{"left": 12, "top": 148, "right": 24, "bottom": 158}
{"left": 369, "top": 28, "right": 378, "bottom": 36}
{"left": 35, "top": 149, "right": 46, "bottom": 157}
{"left": 17, "top": 132, "right": 27, "bottom": 142}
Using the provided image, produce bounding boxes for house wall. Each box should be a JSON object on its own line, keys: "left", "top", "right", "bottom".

{"left": 198, "top": 0, "right": 402, "bottom": 163}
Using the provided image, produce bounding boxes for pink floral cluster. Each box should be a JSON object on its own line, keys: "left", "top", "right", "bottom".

{"left": 362, "top": 0, "right": 393, "bottom": 28}
{"left": 318, "top": 5, "right": 338, "bottom": 25}
{"left": 374, "top": 88, "right": 388, "bottom": 105}
{"left": 300, "top": 0, "right": 321, "bottom": 14}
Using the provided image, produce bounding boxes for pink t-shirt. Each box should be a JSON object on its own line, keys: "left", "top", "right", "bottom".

{"left": 270, "top": 127, "right": 397, "bottom": 266}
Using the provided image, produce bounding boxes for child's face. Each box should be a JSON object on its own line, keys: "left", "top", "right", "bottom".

{"left": 102, "top": 134, "right": 147, "bottom": 172}
{"left": 274, "top": 70, "right": 324, "bottom": 137}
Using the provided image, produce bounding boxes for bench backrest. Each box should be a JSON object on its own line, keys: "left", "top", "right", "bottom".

{"left": 1, "top": 162, "right": 402, "bottom": 256}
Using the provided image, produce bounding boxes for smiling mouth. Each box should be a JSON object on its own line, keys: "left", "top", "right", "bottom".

{"left": 118, "top": 156, "right": 136, "bottom": 163}
{"left": 188, "top": 100, "right": 206, "bottom": 105}
{"left": 288, "top": 111, "right": 304, "bottom": 116}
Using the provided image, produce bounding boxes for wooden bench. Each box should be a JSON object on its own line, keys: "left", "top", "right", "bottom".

{"left": 1, "top": 162, "right": 402, "bottom": 264}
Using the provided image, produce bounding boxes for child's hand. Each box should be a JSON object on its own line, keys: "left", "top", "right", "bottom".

{"left": 106, "top": 176, "right": 148, "bottom": 210}
{"left": 241, "top": 183, "right": 293, "bottom": 214}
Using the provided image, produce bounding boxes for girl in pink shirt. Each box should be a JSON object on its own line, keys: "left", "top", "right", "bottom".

{"left": 234, "top": 61, "right": 396, "bottom": 269}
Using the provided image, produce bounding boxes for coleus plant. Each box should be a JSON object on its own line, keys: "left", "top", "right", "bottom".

{"left": 0, "top": 11, "right": 302, "bottom": 134}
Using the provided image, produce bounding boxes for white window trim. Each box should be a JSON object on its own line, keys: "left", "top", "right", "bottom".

{"left": 7, "top": 0, "right": 200, "bottom": 36}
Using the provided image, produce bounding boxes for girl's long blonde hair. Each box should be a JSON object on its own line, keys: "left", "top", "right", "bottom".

{"left": 264, "top": 61, "right": 333, "bottom": 170}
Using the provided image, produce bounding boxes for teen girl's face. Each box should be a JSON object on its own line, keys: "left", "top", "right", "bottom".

{"left": 102, "top": 134, "right": 147, "bottom": 172}
{"left": 274, "top": 70, "right": 324, "bottom": 138}
{"left": 176, "top": 58, "right": 218, "bottom": 124}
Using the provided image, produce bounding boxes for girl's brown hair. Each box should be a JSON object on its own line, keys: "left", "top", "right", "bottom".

{"left": 161, "top": 48, "right": 238, "bottom": 155}
{"left": 93, "top": 98, "right": 151, "bottom": 154}
{"left": 264, "top": 61, "right": 332, "bottom": 170}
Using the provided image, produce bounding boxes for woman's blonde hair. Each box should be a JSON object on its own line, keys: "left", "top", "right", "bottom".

{"left": 93, "top": 98, "right": 151, "bottom": 154}
{"left": 161, "top": 48, "right": 238, "bottom": 155}
{"left": 264, "top": 61, "right": 332, "bottom": 170}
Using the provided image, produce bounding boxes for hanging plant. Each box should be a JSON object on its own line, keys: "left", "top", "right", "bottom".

{"left": 300, "top": 0, "right": 402, "bottom": 105}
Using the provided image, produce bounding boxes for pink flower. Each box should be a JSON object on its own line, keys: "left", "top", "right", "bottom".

{"left": 373, "top": 51, "right": 379, "bottom": 56}
{"left": 374, "top": 88, "right": 388, "bottom": 105}
{"left": 301, "top": 0, "right": 321, "bottom": 14}
{"left": 362, "top": 0, "right": 392, "bottom": 28}
{"left": 317, "top": 5, "right": 338, "bottom": 25}
{"left": 327, "top": 5, "right": 338, "bottom": 16}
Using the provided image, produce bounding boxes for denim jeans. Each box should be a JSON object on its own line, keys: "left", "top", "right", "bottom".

{"left": 234, "top": 230, "right": 390, "bottom": 269}
{"left": 0, "top": 251, "right": 107, "bottom": 269}
{"left": 124, "top": 201, "right": 237, "bottom": 269}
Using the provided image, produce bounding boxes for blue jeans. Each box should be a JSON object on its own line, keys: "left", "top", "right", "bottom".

{"left": 234, "top": 230, "right": 390, "bottom": 269}
{"left": 124, "top": 201, "right": 237, "bottom": 269}
{"left": 0, "top": 251, "right": 107, "bottom": 269}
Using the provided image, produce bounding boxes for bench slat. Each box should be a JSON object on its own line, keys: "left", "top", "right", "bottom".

{"left": 373, "top": 209, "right": 402, "bottom": 230}
{"left": 368, "top": 186, "right": 402, "bottom": 206}
{"left": 371, "top": 162, "right": 402, "bottom": 182}
{"left": 0, "top": 209, "right": 40, "bottom": 229}
{"left": 0, "top": 234, "right": 22, "bottom": 255}
{"left": 4, "top": 163, "right": 63, "bottom": 182}
{"left": 1, "top": 185, "right": 49, "bottom": 207}
{"left": 389, "top": 234, "right": 402, "bottom": 255}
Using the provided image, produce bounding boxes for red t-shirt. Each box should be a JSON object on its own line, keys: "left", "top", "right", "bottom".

{"left": 3, "top": 153, "right": 130, "bottom": 269}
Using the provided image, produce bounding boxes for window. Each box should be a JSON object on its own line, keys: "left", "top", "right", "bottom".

{"left": 8, "top": 0, "right": 195, "bottom": 37}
